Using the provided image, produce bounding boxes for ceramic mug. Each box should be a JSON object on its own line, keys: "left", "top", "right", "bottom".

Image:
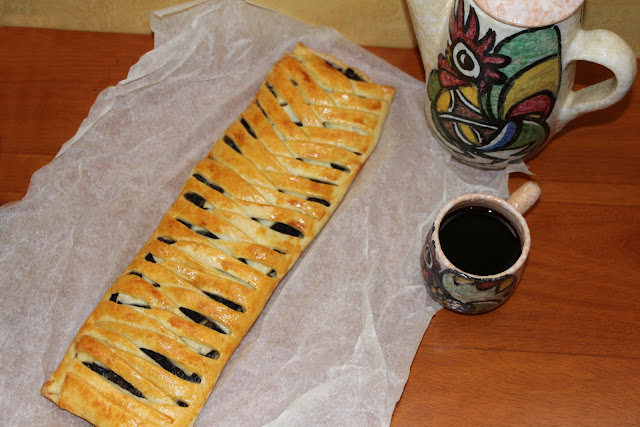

{"left": 421, "top": 182, "right": 540, "bottom": 314}
{"left": 413, "top": 0, "right": 637, "bottom": 169}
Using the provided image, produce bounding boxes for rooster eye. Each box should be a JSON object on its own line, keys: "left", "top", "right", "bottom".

{"left": 452, "top": 41, "right": 480, "bottom": 79}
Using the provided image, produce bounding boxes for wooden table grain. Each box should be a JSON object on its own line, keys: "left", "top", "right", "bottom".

{"left": 2, "top": 27, "right": 639, "bottom": 425}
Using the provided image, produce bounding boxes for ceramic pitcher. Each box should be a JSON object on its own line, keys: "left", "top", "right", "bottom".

{"left": 407, "top": 0, "right": 637, "bottom": 169}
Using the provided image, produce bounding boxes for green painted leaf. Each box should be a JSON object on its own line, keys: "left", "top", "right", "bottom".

{"left": 509, "top": 120, "right": 548, "bottom": 149}
{"left": 427, "top": 70, "right": 442, "bottom": 102}
{"left": 488, "top": 26, "right": 561, "bottom": 118}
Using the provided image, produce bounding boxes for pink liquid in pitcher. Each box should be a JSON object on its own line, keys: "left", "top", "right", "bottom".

{"left": 473, "top": 0, "right": 583, "bottom": 27}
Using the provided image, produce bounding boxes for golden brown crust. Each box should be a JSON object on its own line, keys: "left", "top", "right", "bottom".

{"left": 41, "top": 43, "right": 395, "bottom": 426}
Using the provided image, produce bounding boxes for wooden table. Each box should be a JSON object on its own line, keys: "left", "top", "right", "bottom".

{"left": 2, "top": 27, "right": 639, "bottom": 425}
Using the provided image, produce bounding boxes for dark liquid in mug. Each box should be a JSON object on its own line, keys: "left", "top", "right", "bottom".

{"left": 439, "top": 206, "right": 522, "bottom": 276}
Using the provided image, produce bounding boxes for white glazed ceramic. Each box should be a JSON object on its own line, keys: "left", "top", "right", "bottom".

{"left": 420, "top": 182, "right": 541, "bottom": 314}
{"left": 407, "top": 0, "right": 637, "bottom": 169}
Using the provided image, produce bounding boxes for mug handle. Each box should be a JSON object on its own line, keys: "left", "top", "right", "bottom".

{"left": 506, "top": 181, "right": 541, "bottom": 216}
{"left": 556, "top": 29, "right": 637, "bottom": 129}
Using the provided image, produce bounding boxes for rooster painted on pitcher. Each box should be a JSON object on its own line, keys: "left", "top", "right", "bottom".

{"left": 427, "top": 0, "right": 562, "bottom": 168}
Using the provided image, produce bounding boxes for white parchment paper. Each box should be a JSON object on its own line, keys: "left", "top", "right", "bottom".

{"left": 0, "top": 0, "right": 527, "bottom": 425}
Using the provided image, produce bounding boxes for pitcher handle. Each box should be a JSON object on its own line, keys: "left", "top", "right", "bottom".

{"left": 556, "top": 28, "right": 637, "bottom": 130}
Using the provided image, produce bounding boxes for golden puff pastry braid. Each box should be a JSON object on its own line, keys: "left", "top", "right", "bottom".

{"left": 41, "top": 43, "right": 395, "bottom": 426}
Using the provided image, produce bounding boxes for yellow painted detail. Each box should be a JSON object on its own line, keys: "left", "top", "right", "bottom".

{"left": 458, "top": 85, "right": 480, "bottom": 108}
{"left": 436, "top": 90, "right": 452, "bottom": 113}
{"left": 458, "top": 123, "right": 479, "bottom": 145}
{"left": 502, "top": 56, "right": 560, "bottom": 119}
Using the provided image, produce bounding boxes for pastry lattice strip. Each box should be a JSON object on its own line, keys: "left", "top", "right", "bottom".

{"left": 41, "top": 43, "right": 395, "bottom": 426}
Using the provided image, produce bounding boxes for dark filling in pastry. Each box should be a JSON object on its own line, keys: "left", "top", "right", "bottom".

{"left": 145, "top": 253, "right": 156, "bottom": 263}
{"left": 323, "top": 60, "right": 365, "bottom": 82}
{"left": 109, "top": 293, "right": 151, "bottom": 309}
{"left": 271, "top": 222, "right": 304, "bottom": 238}
{"left": 266, "top": 83, "right": 304, "bottom": 127}
{"left": 203, "top": 291, "right": 245, "bottom": 313}
{"left": 176, "top": 218, "right": 219, "bottom": 240}
{"left": 192, "top": 174, "right": 224, "bottom": 194}
{"left": 127, "top": 271, "right": 160, "bottom": 288}
{"left": 82, "top": 362, "right": 145, "bottom": 398}
{"left": 179, "top": 307, "right": 229, "bottom": 335}
{"left": 308, "top": 197, "right": 330, "bottom": 207}
{"left": 308, "top": 177, "right": 337, "bottom": 186}
{"left": 256, "top": 103, "right": 268, "bottom": 119}
{"left": 223, "top": 135, "right": 242, "bottom": 154}
{"left": 204, "top": 349, "right": 220, "bottom": 360}
{"left": 252, "top": 217, "right": 304, "bottom": 238}
{"left": 157, "top": 236, "right": 176, "bottom": 245}
{"left": 140, "top": 348, "right": 201, "bottom": 383}
{"left": 184, "top": 193, "right": 207, "bottom": 209}
{"left": 330, "top": 162, "right": 349, "bottom": 172}
{"left": 267, "top": 82, "right": 289, "bottom": 103}
{"left": 240, "top": 117, "right": 257, "bottom": 138}
{"left": 176, "top": 400, "right": 189, "bottom": 407}
{"left": 267, "top": 83, "right": 278, "bottom": 98}
{"left": 276, "top": 186, "right": 330, "bottom": 206}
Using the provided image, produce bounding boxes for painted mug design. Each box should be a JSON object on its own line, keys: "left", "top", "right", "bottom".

{"left": 421, "top": 224, "right": 519, "bottom": 314}
{"left": 428, "top": 0, "right": 562, "bottom": 167}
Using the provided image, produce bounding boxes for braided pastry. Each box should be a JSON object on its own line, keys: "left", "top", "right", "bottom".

{"left": 41, "top": 43, "right": 395, "bottom": 426}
